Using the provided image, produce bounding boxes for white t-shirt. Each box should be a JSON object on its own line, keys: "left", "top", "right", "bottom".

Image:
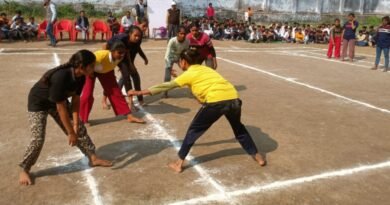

{"left": 121, "top": 16, "right": 133, "bottom": 28}
{"left": 165, "top": 37, "right": 190, "bottom": 62}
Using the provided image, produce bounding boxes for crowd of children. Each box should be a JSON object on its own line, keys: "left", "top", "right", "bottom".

{"left": 0, "top": 11, "right": 39, "bottom": 42}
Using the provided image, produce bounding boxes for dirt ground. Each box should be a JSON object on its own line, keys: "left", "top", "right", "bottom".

{"left": 0, "top": 38, "right": 389, "bottom": 205}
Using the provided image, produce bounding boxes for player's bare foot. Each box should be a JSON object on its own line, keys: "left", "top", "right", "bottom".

{"left": 127, "top": 115, "right": 145, "bottom": 124}
{"left": 252, "top": 154, "right": 267, "bottom": 167}
{"left": 19, "top": 170, "right": 32, "bottom": 186}
{"left": 102, "top": 103, "right": 111, "bottom": 110}
{"left": 371, "top": 66, "right": 378, "bottom": 70}
{"left": 168, "top": 159, "right": 184, "bottom": 173}
{"left": 89, "top": 155, "right": 113, "bottom": 167}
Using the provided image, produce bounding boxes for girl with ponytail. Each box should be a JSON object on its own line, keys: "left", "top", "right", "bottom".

{"left": 79, "top": 41, "right": 145, "bottom": 125}
{"left": 128, "top": 49, "right": 266, "bottom": 173}
{"left": 19, "top": 50, "right": 112, "bottom": 186}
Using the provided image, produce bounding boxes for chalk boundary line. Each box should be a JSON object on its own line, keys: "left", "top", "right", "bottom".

{"left": 217, "top": 56, "right": 390, "bottom": 114}
{"left": 168, "top": 160, "right": 390, "bottom": 205}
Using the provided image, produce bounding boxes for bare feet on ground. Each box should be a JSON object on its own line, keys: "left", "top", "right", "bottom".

{"left": 127, "top": 115, "right": 146, "bottom": 124}
{"left": 252, "top": 153, "right": 267, "bottom": 167}
{"left": 168, "top": 159, "right": 184, "bottom": 173}
{"left": 89, "top": 155, "right": 113, "bottom": 167}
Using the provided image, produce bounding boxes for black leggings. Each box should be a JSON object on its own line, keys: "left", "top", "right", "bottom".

{"left": 117, "top": 56, "right": 143, "bottom": 102}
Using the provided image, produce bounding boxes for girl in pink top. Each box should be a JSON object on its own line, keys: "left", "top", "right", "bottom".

{"left": 186, "top": 21, "right": 217, "bottom": 69}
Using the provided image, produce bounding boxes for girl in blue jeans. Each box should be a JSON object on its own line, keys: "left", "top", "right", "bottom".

{"left": 372, "top": 16, "right": 390, "bottom": 72}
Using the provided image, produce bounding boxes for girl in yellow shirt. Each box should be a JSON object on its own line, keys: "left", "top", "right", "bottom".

{"left": 129, "top": 49, "right": 266, "bottom": 173}
{"left": 80, "top": 41, "right": 144, "bottom": 125}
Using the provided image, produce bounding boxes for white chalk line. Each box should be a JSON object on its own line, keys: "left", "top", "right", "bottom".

{"left": 50, "top": 53, "right": 105, "bottom": 205}
{"left": 169, "top": 160, "right": 390, "bottom": 205}
{"left": 134, "top": 101, "right": 235, "bottom": 204}
{"left": 218, "top": 56, "right": 390, "bottom": 114}
{"left": 0, "top": 48, "right": 4, "bottom": 53}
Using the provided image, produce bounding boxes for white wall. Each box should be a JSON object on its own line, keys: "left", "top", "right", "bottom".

{"left": 147, "top": 0, "right": 171, "bottom": 38}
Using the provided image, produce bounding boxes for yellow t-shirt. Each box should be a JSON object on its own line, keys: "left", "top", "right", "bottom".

{"left": 174, "top": 65, "right": 238, "bottom": 103}
{"left": 94, "top": 50, "right": 121, "bottom": 74}
{"left": 295, "top": 32, "right": 304, "bottom": 41}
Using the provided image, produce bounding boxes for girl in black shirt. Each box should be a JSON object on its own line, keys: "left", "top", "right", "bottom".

{"left": 19, "top": 50, "right": 112, "bottom": 186}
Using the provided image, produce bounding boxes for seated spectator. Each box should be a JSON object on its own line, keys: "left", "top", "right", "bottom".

{"left": 26, "top": 17, "right": 38, "bottom": 41}
{"left": 224, "top": 26, "right": 232, "bottom": 40}
{"left": 356, "top": 30, "right": 368, "bottom": 46}
{"left": 231, "top": 24, "right": 239, "bottom": 40}
{"left": 75, "top": 10, "right": 90, "bottom": 42}
{"left": 238, "top": 24, "right": 248, "bottom": 40}
{"left": 121, "top": 11, "right": 134, "bottom": 33}
{"left": 283, "top": 28, "right": 291, "bottom": 42}
{"left": 215, "top": 23, "right": 225, "bottom": 40}
{"left": 0, "top": 12, "right": 10, "bottom": 40}
{"left": 9, "top": 17, "right": 28, "bottom": 41}
{"left": 202, "top": 22, "right": 213, "bottom": 37}
{"left": 368, "top": 25, "right": 376, "bottom": 47}
{"left": 248, "top": 24, "right": 260, "bottom": 43}
{"left": 11, "top": 10, "right": 23, "bottom": 24}
{"left": 295, "top": 28, "right": 305, "bottom": 44}
{"left": 263, "top": 28, "right": 275, "bottom": 43}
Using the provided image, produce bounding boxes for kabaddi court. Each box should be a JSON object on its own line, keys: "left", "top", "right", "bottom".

{"left": 0, "top": 39, "right": 389, "bottom": 205}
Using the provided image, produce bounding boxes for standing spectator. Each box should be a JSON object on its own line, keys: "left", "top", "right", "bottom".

{"left": 121, "top": 11, "right": 134, "bottom": 33}
{"left": 371, "top": 16, "right": 390, "bottom": 72}
{"left": 75, "top": 10, "right": 90, "bottom": 42}
{"left": 44, "top": 0, "right": 57, "bottom": 47}
{"left": 341, "top": 13, "right": 359, "bottom": 62}
{"left": 246, "top": 7, "right": 253, "bottom": 24}
{"left": 327, "top": 18, "right": 343, "bottom": 59}
{"left": 206, "top": 3, "right": 215, "bottom": 20}
{"left": 107, "top": 11, "right": 120, "bottom": 35}
{"left": 166, "top": 1, "right": 181, "bottom": 40}
{"left": 135, "top": 0, "right": 147, "bottom": 23}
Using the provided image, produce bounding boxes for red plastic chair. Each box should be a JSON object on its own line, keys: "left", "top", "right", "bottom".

{"left": 37, "top": 20, "right": 48, "bottom": 40}
{"left": 73, "top": 21, "right": 90, "bottom": 41}
{"left": 54, "top": 19, "right": 74, "bottom": 41}
{"left": 92, "top": 20, "right": 110, "bottom": 41}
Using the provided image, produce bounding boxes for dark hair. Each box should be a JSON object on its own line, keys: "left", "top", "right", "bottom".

{"left": 110, "top": 41, "right": 126, "bottom": 51}
{"left": 348, "top": 13, "right": 355, "bottom": 18}
{"left": 80, "top": 10, "right": 85, "bottom": 14}
{"left": 0, "top": 12, "right": 6, "bottom": 16}
{"left": 180, "top": 48, "right": 203, "bottom": 65}
{"left": 335, "top": 18, "right": 340, "bottom": 22}
{"left": 40, "top": 50, "right": 96, "bottom": 86}
{"left": 128, "top": 25, "right": 142, "bottom": 35}
{"left": 383, "top": 16, "right": 390, "bottom": 22}
{"left": 138, "top": 17, "right": 149, "bottom": 25}
{"left": 190, "top": 21, "right": 201, "bottom": 29}
{"left": 177, "top": 26, "right": 187, "bottom": 33}
{"left": 16, "top": 10, "right": 21, "bottom": 15}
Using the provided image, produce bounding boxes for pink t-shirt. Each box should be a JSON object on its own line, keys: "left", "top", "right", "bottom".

{"left": 186, "top": 32, "right": 213, "bottom": 59}
{"left": 207, "top": 7, "right": 215, "bottom": 18}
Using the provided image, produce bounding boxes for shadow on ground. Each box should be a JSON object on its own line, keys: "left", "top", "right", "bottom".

{"left": 185, "top": 125, "right": 278, "bottom": 169}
